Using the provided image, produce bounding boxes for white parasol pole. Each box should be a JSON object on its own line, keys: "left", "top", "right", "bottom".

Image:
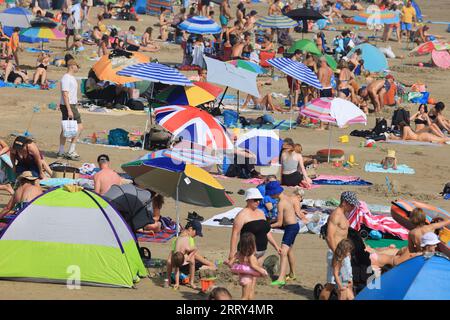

{"left": 327, "top": 124, "right": 333, "bottom": 163}
{"left": 142, "top": 82, "right": 155, "bottom": 150}
{"left": 175, "top": 175, "right": 182, "bottom": 236}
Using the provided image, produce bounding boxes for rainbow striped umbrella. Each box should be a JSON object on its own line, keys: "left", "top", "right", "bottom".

{"left": 301, "top": 98, "right": 366, "bottom": 162}
{"left": 20, "top": 27, "right": 65, "bottom": 40}
{"left": 156, "top": 81, "right": 223, "bottom": 106}
{"left": 256, "top": 15, "right": 298, "bottom": 29}
{"left": 353, "top": 9, "right": 400, "bottom": 25}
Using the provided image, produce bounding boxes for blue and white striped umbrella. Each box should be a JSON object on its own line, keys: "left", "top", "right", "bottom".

{"left": 0, "top": 7, "right": 32, "bottom": 28}
{"left": 256, "top": 15, "right": 298, "bottom": 29}
{"left": 268, "top": 58, "right": 322, "bottom": 89}
{"left": 236, "top": 129, "right": 283, "bottom": 166}
{"left": 178, "top": 16, "right": 222, "bottom": 34}
{"left": 117, "top": 63, "right": 193, "bottom": 86}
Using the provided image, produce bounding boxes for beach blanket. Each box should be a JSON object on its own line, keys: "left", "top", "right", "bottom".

{"left": 365, "top": 162, "right": 415, "bottom": 174}
{"left": 246, "top": 120, "right": 297, "bottom": 130}
{"left": 39, "top": 178, "right": 94, "bottom": 189}
{"left": 136, "top": 229, "right": 177, "bottom": 243}
{"left": 26, "top": 48, "right": 53, "bottom": 53}
{"left": 365, "top": 239, "right": 408, "bottom": 249}
{"left": 79, "top": 139, "right": 142, "bottom": 150}
{"left": 202, "top": 207, "right": 329, "bottom": 235}
{"left": 347, "top": 201, "right": 409, "bottom": 240}
{"left": 382, "top": 139, "right": 443, "bottom": 147}
{"left": 0, "top": 80, "right": 57, "bottom": 90}
{"left": 312, "top": 175, "right": 372, "bottom": 186}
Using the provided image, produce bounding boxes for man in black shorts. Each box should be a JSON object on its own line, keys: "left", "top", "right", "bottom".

{"left": 58, "top": 59, "right": 82, "bottom": 160}
{"left": 201, "top": 0, "right": 211, "bottom": 16}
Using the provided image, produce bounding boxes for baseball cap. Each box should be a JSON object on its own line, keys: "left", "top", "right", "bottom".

{"left": 67, "top": 59, "right": 80, "bottom": 68}
{"left": 340, "top": 191, "right": 360, "bottom": 207}
{"left": 186, "top": 220, "right": 203, "bottom": 237}
{"left": 244, "top": 188, "right": 263, "bottom": 201}
{"left": 18, "top": 171, "right": 38, "bottom": 181}
{"left": 420, "top": 232, "right": 440, "bottom": 247}
{"left": 265, "top": 181, "right": 284, "bottom": 196}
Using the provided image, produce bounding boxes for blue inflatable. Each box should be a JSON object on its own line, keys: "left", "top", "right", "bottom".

{"left": 134, "top": 0, "right": 147, "bottom": 14}
{"left": 411, "top": 1, "right": 423, "bottom": 22}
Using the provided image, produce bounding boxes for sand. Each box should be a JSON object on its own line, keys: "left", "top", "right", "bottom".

{"left": 0, "top": 0, "right": 449, "bottom": 300}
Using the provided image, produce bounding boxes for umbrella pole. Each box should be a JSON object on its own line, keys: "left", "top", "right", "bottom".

{"left": 237, "top": 90, "right": 240, "bottom": 118}
{"left": 217, "top": 86, "right": 229, "bottom": 109}
{"left": 327, "top": 125, "right": 333, "bottom": 163}
{"left": 142, "top": 83, "right": 155, "bottom": 150}
{"left": 176, "top": 175, "right": 182, "bottom": 237}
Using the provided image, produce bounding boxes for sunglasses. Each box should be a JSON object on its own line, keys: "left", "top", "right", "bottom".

{"left": 250, "top": 199, "right": 261, "bottom": 203}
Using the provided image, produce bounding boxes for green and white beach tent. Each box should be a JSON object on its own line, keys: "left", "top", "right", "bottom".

{"left": 0, "top": 186, "right": 147, "bottom": 288}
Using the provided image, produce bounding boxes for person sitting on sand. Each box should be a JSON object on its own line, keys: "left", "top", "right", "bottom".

{"left": 136, "top": 192, "right": 164, "bottom": 234}
{"left": 98, "top": 34, "right": 110, "bottom": 56}
{"left": 381, "top": 149, "right": 398, "bottom": 170}
{"left": 428, "top": 102, "right": 450, "bottom": 134}
{"left": 124, "top": 25, "right": 140, "bottom": 51}
{"left": 280, "top": 140, "right": 313, "bottom": 187}
{"left": 10, "top": 136, "right": 51, "bottom": 180}
{"left": 388, "top": 121, "right": 450, "bottom": 144}
{"left": 358, "top": 75, "right": 395, "bottom": 113}
{"left": 268, "top": 181, "right": 302, "bottom": 287}
{"left": 242, "top": 81, "right": 285, "bottom": 113}
{"left": 0, "top": 171, "right": 43, "bottom": 217}
{"left": 91, "top": 26, "right": 103, "bottom": 44}
{"left": 140, "top": 27, "right": 160, "bottom": 52}
{"left": 32, "top": 52, "right": 50, "bottom": 86}
{"left": 3, "top": 59, "right": 28, "bottom": 85}
{"left": 420, "top": 232, "right": 441, "bottom": 254}
{"left": 332, "top": 239, "right": 354, "bottom": 300}
{"left": 410, "top": 104, "right": 446, "bottom": 138}
{"left": 94, "top": 154, "right": 122, "bottom": 195}
{"left": 408, "top": 208, "right": 450, "bottom": 253}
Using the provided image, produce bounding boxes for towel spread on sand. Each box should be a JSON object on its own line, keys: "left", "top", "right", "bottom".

{"left": 136, "top": 229, "right": 177, "bottom": 243}
{"left": 312, "top": 175, "right": 373, "bottom": 186}
{"left": 347, "top": 201, "right": 409, "bottom": 240}
{"left": 382, "top": 139, "right": 443, "bottom": 147}
{"left": 365, "top": 162, "right": 415, "bottom": 174}
{"left": 0, "top": 80, "right": 57, "bottom": 90}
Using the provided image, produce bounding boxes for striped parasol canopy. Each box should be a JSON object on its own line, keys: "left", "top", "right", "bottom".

{"left": 267, "top": 57, "right": 322, "bottom": 89}
{"left": 154, "top": 105, "right": 233, "bottom": 150}
{"left": 301, "top": 98, "right": 367, "bottom": 127}
{"left": 178, "top": 16, "right": 222, "bottom": 34}
{"left": 256, "top": 15, "right": 298, "bottom": 29}
{"left": 409, "top": 40, "right": 450, "bottom": 56}
{"left": 353, "top": 9, "right": 400, "bottom": 25}
{"left": 117, "top": 63, "right": 193, "bottom": 86}
{"left": 156, "top": 81, "right": 223, "bottom": 106}
{"left": 20, "top": 27, "right": 65, "bottom": 40}
{"left": 0, "top": 7, "right": 32, "bottom": 28}
{"left": 140, "top": 148, "right": 220, "bottom": 167}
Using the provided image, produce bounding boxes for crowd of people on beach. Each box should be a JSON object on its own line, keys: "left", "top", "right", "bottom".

{"left": 0, "top": 0, "right": 449, "bottom": 300}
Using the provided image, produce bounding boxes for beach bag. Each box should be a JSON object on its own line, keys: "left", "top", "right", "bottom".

{"left": 372, "top": 118, "right": 388, "bottom": 135}
{"left": 391, "top": 108, "right": 410, "bottom": 127}
{"left": 126, "top": 99, "right": 145, "bottom": 111}
{"left": 441, "top": 182, "right": 450, "bottom": 195}
{"left": 108, "top": 128, "right": 129, "bottom": 146}
{"left": 223, "top": 110, "right": 238, "bottom": 127}
{"left": 61, "top": 120, "right": 78, "bottom": 138}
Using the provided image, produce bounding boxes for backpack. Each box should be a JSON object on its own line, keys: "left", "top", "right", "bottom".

{"left": 108, "top": 128, "right": 130, "bottom": 146}
{"left": 391, "top": 108, "right": 410, "bottom": 128}
{"left": 126, "top": 99, "right": 145, "bottom": 111}
{"left": 372, "top": 118, "right": 388, "bottom": 135}
{"left": 441, "top": 182, "right": 450, "bottom": 195}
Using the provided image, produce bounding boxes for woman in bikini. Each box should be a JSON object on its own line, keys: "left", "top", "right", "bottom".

{"left": 428, "top": 102, "right": 450, "bottom": 133}
{"left": 159, "top": 7, "right": 171, "bottom": 42}
{"left": 3, "top": 59, "right": 28, "bottom": 85}
{"left": 137, "top": 193, "right": 165, "bottom": 234}
{"left": 337, "top": 60, "right": 354, "bottom": 101}
{"left": 32, "top": 52, "right": 50, "bottom": 86}
{"left": 388, "top": 122, "right": 450, "bottom": 144}
{"left": 410, "top": 104, "right": 446, "bottom": 138}
{"left": 140, "top": 27, "right": 160, "bottom": 52}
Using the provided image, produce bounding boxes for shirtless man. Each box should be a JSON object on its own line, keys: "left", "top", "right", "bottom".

{"left": 94, "top": 154, "right": 122, "bottom": 195}
{"left": 268, "top": 0, "right": 282, "bottom": 15}
{"left": 231, "top": 32, "right": 251, "bottom": 59}
{"left": 358, "top": 75, "right": 395, "bottom": 113}
{"left": 0, "top": 171, "right": 43, "bottom": 217}
{"left": 220, "top": 0, "right": 233, "bottom": 29}
{"left": 268, "top": 181, "right": 301, "bottom": 286}
{"left": 317, "top": 56, "right": 334, "bottom": 130}
{"left": 319, "top": 191, "right": 359, "bottom": 300}
{"left": 408, "top": 208, "right": 450, "bottom": 253}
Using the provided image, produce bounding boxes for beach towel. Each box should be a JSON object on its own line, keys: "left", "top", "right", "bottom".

{"left": 312, "top": 175, "right": 373, "bottom": 186}
{"left": 347, "top": 201, "right": 409, "bottom": 240}
{"left": 136, "top": 229, "right": 177, "bottom": 243}
{"left": 0, "top": 80, "right": 57, "bottom": 90}
{"left": 246, "top": 120, "right": 297, "bottom": 130}
{"left": 364, "top": 162, "right": 415, "bottom": 174}
{"left": 39, "top": 178, "right": 94, "bottom": 189}
{"left": 382, "top": 139, "right": 443, "bottom": 147}
{"left": 26, "top": 48, "right": 53, "bottom": 54}
{"left": 365, "top": 239, "right": 408, "bottom": 249}
{"left": 79, "top": 139, "right": 142, "bottom": 150}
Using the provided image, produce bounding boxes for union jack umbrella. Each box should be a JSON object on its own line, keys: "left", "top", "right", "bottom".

{"left": 154, "top": 105, "right": 233, "bottom": 150}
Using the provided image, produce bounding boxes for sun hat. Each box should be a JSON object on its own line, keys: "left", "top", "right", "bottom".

{"left": 265, "top": 181, "right": 284, "bottom": 196}
{"left": 387, "top": 149, "right": 396, "bottom": 159}
{"left": 420, "top": 232, "right": 440, "bottom": 247}
{"left": 18, "top": 171, "right": 38, "bottom": 181}
{"left": 340, "top": 191, "right": 360, "bottom": 207}
{"left": 244, "top": 188, "right": 263, "bottom": 201}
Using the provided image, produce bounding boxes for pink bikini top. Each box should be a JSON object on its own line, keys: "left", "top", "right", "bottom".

{"left": 231, "top": 264, "right": 261, "bottom": 277}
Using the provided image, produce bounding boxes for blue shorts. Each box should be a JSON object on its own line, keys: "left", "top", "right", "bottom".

{"left": 281, "top": 223, "right": 300, "bottom": 247}
{"left": 401, "top": 22, "right": 412, "bottom": 31}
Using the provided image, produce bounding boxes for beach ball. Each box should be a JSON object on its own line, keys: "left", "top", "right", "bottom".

{"left": 428, "top": 97, "right": 436, "bottom": 105}
{"left": 418, "top": 62, "right": 424, "bottom": 67}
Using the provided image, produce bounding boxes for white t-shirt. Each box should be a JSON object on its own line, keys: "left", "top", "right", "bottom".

{"left": 60, "top": 73, "right": 78, "bottom": 105}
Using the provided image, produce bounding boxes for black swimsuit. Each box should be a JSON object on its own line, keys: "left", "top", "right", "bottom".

{"left": 241, "top": 219, "right": 271, "bottom": 252}
{"left": 414, "top": 118, "right": 428, "bottom": 125}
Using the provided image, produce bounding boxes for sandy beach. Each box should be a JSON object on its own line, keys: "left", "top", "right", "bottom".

{"left": 0, "top": 0, "right": 449, "bottom": 300}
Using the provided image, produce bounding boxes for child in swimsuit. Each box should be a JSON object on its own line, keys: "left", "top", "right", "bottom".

{"left": 381, "top": 149, "right": 398, "bottom": 170}
{"left": 233, "top": 232, "right": 268, "bottom": 300}
{"left": 332, "top": 239, "right": 355, "bottom": 300}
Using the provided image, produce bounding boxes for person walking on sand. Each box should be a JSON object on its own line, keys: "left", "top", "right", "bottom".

{"left": 317, "top": 56, "right": 334, "bottom": 130}
{"left": 58, "top": 59, "right": 82, "bottom": 161}
{"left": 8, "top": 27, "right": 22, "bottom": 66}
{"left": 267, "top": 181, "right": 302, "bottom": 287}
{"left": 319, "top": 191, "right": 359, "bottom": 300}
{"left": 94, "top": 154, "right": 122, "bottom": 195}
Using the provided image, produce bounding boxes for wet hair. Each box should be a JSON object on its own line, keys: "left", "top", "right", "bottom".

{"left": 419, "top": 104, "right": 428, "bottom": 113}
{"left": 238, "top": 232, "right": 256, "bottom": 257}
{"left": 410, "top": 208, "right": 427, "bottom": 226}
{"left": 435, "top": 102, "right": 445, "bottom": 113}
{"left": 171, "top": 251, "right": 185, "bottom": 268}
{"left": 208, "top": 287, "right": 232, "bottom": 300}
{"left": 333, "top": 239, "right": 354, "bottom": 263}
